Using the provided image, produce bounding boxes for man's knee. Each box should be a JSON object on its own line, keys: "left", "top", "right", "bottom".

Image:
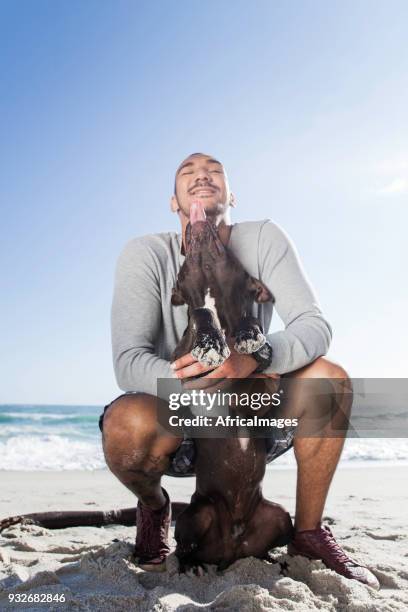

{"left": 314, "top": 357, "right": 350, "bottom": 380}
{"left": 102, "top": 393, "right": 158, "bottom": 437}
{"left": 101, "top": 393, "right": 182, "bottom": 476}
{"left": 102, "top": 394, "right": 160, "bottom": 470}
{"left": 294, "top": 357, "right": 350, "bottom": 381}
{"left": 288, "top": 357, "right": 353, "bottom": 427}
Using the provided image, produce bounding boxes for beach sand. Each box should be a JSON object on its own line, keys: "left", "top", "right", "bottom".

{"left": 1, "top": 465, "right": 407, "bottom": 611}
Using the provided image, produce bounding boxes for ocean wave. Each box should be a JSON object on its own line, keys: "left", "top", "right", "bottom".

{"left": 0, "top": 425, "right": 96, "bottom": 439}
{"left": 272, "top": 438, "right": 408, "bottom": 467}
{"left": 0, "top": 412, "right": 98, "bottom": 424}
{"left": 0, "top": 435, "right": 105, "bottom": 471}
{"left": 1, "top": 411, "right": 78, "bottom": 419}
{"left": 1, "top": 434, "right": 408, "bottom": 471}
{"left": 342, "top": 438, "right": 408, "bottom": 461}
{"left": 353, "top": 411, "right": 408, "bottom": 421}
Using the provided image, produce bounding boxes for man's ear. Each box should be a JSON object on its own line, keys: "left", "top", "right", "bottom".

{"left": 171, "top": 195, "right": 180, "bottom": 213}
{"left": 171, "top": 283, "right": 185, "bottom": 306}
{"left": 229, "top": 192, "right": 236, "bottom": 208}
{"left": 248, "top": 277, "right": 273, "bottom": 303}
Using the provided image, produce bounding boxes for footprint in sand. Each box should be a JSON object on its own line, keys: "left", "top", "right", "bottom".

{"left": 364, "top": 531, "right": 404, "bottom": 541}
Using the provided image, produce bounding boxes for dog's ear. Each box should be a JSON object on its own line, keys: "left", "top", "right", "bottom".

{"left": 248, "top": 277, "right": 273, "bottom": 303}
{"left": 171, "top": 284, "right": 185, "bottom": 306}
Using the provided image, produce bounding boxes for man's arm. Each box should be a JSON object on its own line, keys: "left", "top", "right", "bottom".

{"left": 111, "top": 238, "right": 173, "bottom": 394}
{"left": 259, "top": 221, "right": 332, "bottom": 375}
{"left": 172, "top": 220, "right": 332, "bottom": 383}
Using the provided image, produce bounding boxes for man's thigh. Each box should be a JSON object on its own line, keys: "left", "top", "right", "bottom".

{"left": 100, "top": 392, "right": 192, "bottom": 477}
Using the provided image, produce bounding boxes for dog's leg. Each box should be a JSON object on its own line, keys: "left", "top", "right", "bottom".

{"left": 237, "top": 499, "right": 294, "bottom": 560}
{"left": 171, "top": 326, "right": 195, "bottom": 362}
{"left": 189, "top": 308, "right": 230, "bottom": 367}
{"left": 175, "top": 498, "right": 216, "bottom": 574}
{"left": 234, "top": 315, "right": 266, "bottom": 354}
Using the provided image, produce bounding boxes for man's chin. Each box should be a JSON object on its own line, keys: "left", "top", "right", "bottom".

{"left": 190, "top": 196, "right": 217, "bottom": 205}
{"left": 178, "top": 201, "right": 226, "bottom": 220}
{"left": 188, "top": 200, "right": 223, "bottom": 216}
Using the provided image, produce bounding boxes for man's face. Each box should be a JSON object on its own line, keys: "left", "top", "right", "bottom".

{"left": 173, "top": 154, "right": 232, "bottom": 219}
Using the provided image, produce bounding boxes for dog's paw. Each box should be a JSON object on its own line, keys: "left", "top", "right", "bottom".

{"left": 178, "top": 560, "right": 208, "bottom": 576}
{"left": 234, "top": 328, "right": 266, "bottom": 354}
{"left": 191, "top": 331, "right": 230, "bottom": 367}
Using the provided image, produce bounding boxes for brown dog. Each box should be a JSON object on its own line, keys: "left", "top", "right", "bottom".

{"left": 171, "top": 202, "right": 272, "bottom": 367}
{"left": 171, "top": 202, "right": 293, "bottom": 572}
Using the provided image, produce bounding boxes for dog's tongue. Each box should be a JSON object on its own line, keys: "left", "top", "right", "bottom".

{"left": 190, "top": 201, "right": 206, "bottom": 225}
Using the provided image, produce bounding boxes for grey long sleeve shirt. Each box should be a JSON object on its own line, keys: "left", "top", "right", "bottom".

{"left": 111, "top": 219, "right": 332, "bottom": 395}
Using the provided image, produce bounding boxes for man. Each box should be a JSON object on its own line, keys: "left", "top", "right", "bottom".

{"left": 100, "top": 153, "right": 379, "bottom": 589}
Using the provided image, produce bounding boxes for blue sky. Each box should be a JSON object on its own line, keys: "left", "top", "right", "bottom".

{"left": 1, "top": 0, "right": 407, "bottom": 404}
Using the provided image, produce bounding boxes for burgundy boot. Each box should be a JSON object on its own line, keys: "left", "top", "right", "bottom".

{"left": 134, "top": 488, "right": 171, "bottom": 571}
{"left": 288, "top": 524, "right": 380, "bottom": 590}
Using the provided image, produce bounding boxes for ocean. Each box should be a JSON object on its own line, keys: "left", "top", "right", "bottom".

{"left": 0, "top": 404, "right": 105, "bottom": 470}
{"left": 1, "top": 404, "right": 408, "bottom": 470}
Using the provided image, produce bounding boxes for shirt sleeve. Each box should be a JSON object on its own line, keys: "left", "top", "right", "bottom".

{"left": 259, "top": 221, "right": 332, "bottom": 374}
{"left": 111, "top": 237, "right": 174, "bottom": 394}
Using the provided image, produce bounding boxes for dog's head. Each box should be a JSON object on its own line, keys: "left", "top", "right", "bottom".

{"left": 172, "top": 202, "right": 272, "bottom": 308}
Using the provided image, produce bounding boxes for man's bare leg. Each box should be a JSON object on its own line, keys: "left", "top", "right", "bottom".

{"left": 102, "top": 393, "right": 183, "bottom": 510}
{"left": 286, "top": 357, "right": 352, "bottom": 530}
{"left": 280, "top": 359, "right": 379, "bottom": 588}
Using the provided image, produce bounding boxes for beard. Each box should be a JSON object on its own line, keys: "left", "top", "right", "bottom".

{"left": 175, "top": 196, "right": 225, "bottom": 220}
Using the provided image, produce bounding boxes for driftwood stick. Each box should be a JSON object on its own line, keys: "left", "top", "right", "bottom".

{"left": 0, "top": 502, "right": 189, "bottom": 533}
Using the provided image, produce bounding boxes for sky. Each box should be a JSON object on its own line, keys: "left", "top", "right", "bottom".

{"left": 1, "top": 0, "right": 407, "bottom": 405}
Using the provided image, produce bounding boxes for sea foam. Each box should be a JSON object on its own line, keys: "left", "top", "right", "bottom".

{"left": 0, "top": 435, "right": 105, "bottom": 470}
{"left": 1, "top": 404, "right": 408, "bottom": 470}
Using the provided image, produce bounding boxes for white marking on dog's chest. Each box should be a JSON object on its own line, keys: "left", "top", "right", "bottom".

{"left": 232, "top": 524, "right": 245, "bottom": 539}
{"left": 239, "top": 438, "right": 249, "bottom": 452}
{"left": 204, "top": 289, "right": 222, "bottom": 329}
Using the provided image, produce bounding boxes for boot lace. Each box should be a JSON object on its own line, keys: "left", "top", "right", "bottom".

{"left": 321, "top": 525, "right": 355, "bottom": 565}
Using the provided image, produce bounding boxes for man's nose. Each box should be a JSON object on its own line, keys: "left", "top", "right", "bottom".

{"left": 194, "top": 167, "right": 211, "bottom": 181}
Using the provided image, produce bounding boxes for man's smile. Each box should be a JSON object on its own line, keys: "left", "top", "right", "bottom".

{"left": 189, "top": 185, "right": 218, "bottom": 196}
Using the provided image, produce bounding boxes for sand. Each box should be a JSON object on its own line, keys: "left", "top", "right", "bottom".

{"left": 0, "top": 465, "right": 407, "bottom": 611}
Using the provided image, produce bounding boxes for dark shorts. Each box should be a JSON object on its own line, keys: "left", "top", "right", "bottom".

{"left": 99, "top": 393, "right": 295, "bottom": 477}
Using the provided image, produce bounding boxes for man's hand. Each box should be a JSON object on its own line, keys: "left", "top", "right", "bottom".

{"left": 171, "top": 343, "right": 259, "bottom": 390}
{"left": 171, "top": 335, "right": 281, "bottom": 390}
